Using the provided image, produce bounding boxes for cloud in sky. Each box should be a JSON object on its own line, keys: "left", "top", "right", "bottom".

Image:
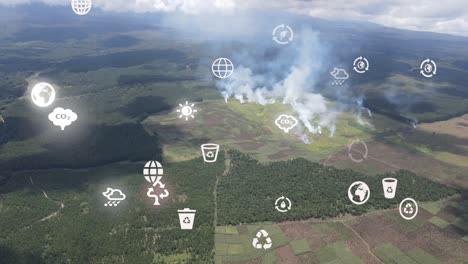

{"left": 1, "top": 0, "right": 467, "bottom": 37}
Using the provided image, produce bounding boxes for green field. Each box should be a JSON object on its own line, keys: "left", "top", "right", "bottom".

{"left": 372, "top": 243, "right": 441, "bottom": 264}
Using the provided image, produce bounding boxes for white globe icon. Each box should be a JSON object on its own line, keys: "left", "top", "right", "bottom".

{"left": 212, "top": 58, "right": 234, "bottom": 79}
{"left": 71, "top": 0, "right": 92, "bottom": 16}
{"left": 143, "top": 160, "right": 163, "bottom": 185}
{"left": 31, "top": 82, "right": 56, "bottom": 107}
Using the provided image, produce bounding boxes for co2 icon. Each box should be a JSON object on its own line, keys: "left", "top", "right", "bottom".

{"left": 48, "top": 107, "right": 78, "bottom": 130}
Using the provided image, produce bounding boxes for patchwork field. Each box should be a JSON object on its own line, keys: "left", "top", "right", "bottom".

{"left": 146, "top": 99, "right": 468, "bottom": 190}
{"left": 144, "top": 99, "right": 395, "bottom": 163}
{"left": 214, "top": 196, "right": 468, "bottom": 264}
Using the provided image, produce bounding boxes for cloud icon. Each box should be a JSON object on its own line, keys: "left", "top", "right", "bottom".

{"left": 275, "top": 114, "right": 298, "bottom": 133}
{"left": 102, "top": 188, "right": 126, "bottom": 201}
{"left": 48, "top": 107, "right": 78, "bottom": 130}
{"left": 330, "top": 67, "right": 349, "bottom": 80}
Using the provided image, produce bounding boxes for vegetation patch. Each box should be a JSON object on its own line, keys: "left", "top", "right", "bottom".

{"left": 217, "top": 150, "right": 456, "bottom": 225}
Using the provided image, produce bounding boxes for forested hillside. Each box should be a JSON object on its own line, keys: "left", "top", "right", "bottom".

{"left": 0, "top": 155, "right": 225, "bottom": 263}
{"left": 217, "top": 151, "right": 456, "bottom": 225}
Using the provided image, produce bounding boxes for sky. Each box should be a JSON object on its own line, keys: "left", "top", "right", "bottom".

{"left": 0, "top": 0, "right": 467, "bottom": 37}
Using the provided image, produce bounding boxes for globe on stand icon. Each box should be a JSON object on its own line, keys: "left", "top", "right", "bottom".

{"left": 71, "top": 0, "right": 92, "bottom": 16}
{"left": 212, "top": 58, "right": 234, "bottom": 79}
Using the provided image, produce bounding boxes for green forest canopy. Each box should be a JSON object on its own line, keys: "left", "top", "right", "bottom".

{"left": 217, "top": 150, "right": 456, "bottom": 225}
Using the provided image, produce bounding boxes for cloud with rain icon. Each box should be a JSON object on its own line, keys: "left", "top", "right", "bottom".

{"left": 102, "top": 188, "right": 126, "bottom": 207}
{"left": 330, "top": 68, "right": 349, "bottom": 80}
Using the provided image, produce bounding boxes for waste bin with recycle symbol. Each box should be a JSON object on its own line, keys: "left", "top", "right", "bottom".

{"left": 178, "top": 208, "right": 196, "bottom": 230}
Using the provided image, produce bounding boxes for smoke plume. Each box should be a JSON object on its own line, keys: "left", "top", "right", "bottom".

{"left": 217, "top": 30, "right": 342, "bottom": 137}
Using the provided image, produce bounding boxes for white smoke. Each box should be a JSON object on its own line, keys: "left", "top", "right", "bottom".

{"left": 354, "top": 98, "right": 372, "bottom": 127}
{"left": 217, "top": 30, "right": 341, "bottom": 138}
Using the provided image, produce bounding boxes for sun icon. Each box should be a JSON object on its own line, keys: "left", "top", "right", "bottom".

{"left": 177, "top": 101, "right": 198, "bottom": 121}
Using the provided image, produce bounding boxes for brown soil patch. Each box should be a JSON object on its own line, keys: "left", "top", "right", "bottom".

{"left": 347, "top": 210, "right": 468, "bottom": 263}
{"left": 418, "top": 114, "right": 468, "bottom": 139}
{"left": 237, "top": 141, "right": 266, "bottom": 151}
{"left": 268, "top": 150, "right": 290, "bottom": 160}
{"left": 280, "top": 222, "right": 317, "bottom": 240}
{"left": 276, "top": 245, "right": 300, "bottom": 264}
{"left": 323, "top": 140, "right": 468, "bottom": 188}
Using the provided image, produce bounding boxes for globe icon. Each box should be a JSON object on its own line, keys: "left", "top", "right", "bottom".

{"left": 212, "top": 58, "right": 234, "bottom": 79}
{"left": 143, "top": 160, "right": 164, "bottom": 185}
{"left": 31, "top": 82, "right": 56, "bottom": 107}
{"left": 71, "top": 0, "right": 92, "bottom": 16}
{"left": 347, "top": 181, "right": 370, "bottom": 205}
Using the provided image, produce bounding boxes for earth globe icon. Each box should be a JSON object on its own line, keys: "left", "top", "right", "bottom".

{"left": 143, "top": 160, "right": 164, "bottom": 185}
{"left": 31, "top": 82, "right": 56, "bottom": 107}
{"left": 347, "top": 181, "right": 370, "bottom": 205}
{"left": 212, "top": 58, "right": 234, "bottom": 79}
{"left": 71, "top": 0, "right": 92, "bottom": 16}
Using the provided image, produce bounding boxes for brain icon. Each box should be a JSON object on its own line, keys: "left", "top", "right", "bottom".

{"left": 275, "top": 114, "right": 298, "bottom": 133}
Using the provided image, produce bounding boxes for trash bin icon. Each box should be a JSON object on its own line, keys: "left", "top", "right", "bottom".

{"left": 178, "top": 208, "right": 196, "bottom": 230}
{"left": 201, "top": 143, "right": 220, "bottom": 163}
{"left": 382, "top": 178, "right": 398, "bottom": 199}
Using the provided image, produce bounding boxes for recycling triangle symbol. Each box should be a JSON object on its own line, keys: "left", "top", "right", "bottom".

{"left": 252, "top": 229, "right": 272, "bottom": 250}
{"left": 183, "top": 217, "right": 191, "bottom": 224}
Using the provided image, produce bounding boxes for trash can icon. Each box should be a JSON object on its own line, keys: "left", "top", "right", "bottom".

{"left": 382, "top": 178, "right": 398, "bottom": 199}
{"left": 178, "top": 208, "right": 196, "bottom": 230}
{"left": 201, "top": 143, "right": 220, "bottom": 163}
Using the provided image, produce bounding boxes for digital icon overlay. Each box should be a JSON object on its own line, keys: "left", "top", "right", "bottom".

{"left": 177, "top": 101, "right": 198, "bottom": 121}
{"left": 252, "top": 229, "right": 272, "bottom": 250}
{"left": 275, "top": 114, "right": 298, "bottom": 133}
{"left": 201, "top": 143, "right": 220, "bottom": 163}
{"left": 348, "top": 139, "right": 368, "bottom": 163}
{"left": 348, "top": 181, "right": 370, "bottom": 205}
{"left": 353, "top": 56, "right": 369, "bottom": 73}
{"left": 143, "top": 161, "right": 169, "bottom": 206}
{"left": 102, "top": 188, "right": 126, "bottom": 207}
{"left": 178, "top": 208, "right": 196, "bottom": 230}
{"left": 272, "top": 24, "right": 294, "bottom": 45}
{"left": 275, "top": 196, "right": 292, "bottom": 213}
{"left": 71, "top": 0, "right": 92, "bottom": 16}
{"left": 420, "top": 58, "right": 437, "bottom": 78}
{"left": 330, "top": 67, "right": 349, "bottom": 85}
{"left": 31, "top": 82, "right": 56, "bottom": 107}
{"left": 212, "top": 58, "right": 234, "bottom": 79}
{"left": 382, "top": 178, "right": 398, "bottom": 199}
{"left": 48, "top": 107, "right": 78, "bottom": 130}
{"left": 399, "top": 198, "right": 418, "bottom": 220}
